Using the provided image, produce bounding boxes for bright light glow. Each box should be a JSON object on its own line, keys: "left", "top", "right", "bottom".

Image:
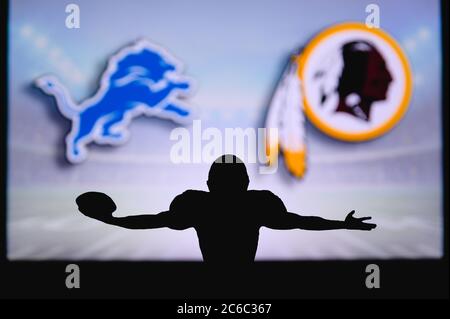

{"left": 20, "top": 25, "right": 33, "bottom": 38}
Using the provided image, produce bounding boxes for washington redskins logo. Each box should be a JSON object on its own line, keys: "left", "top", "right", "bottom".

{"left": 298, "top": 22, "right": 412, "bottom": 142}
{"left": 265, "top": 22, "right": 413, "bottom": 178}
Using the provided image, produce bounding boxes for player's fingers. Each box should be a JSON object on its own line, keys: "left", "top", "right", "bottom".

{"left": 359, "top": 216, "right": 372, "bottom": 221}
{"left": 363, "top": 223, "right": 377, "bottom": 230}
{"left": 347, "top": 210, "right": 355, "bottom": 218}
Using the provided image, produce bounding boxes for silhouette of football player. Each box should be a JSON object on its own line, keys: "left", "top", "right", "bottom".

{"left": 76, "top": 154, "right": 376, "bottom": 263}
{"left": 335, "top": 41, "right": 393, "bottom": 121}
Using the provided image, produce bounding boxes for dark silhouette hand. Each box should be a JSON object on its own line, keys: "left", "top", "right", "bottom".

{"left": 76, "top": 192, "right": 117, "bottom": 222}
{"left": 344, "top": 210, "right": 376, "bottom": 230}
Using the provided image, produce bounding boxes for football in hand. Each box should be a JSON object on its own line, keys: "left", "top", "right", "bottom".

{"left": 76, "top": 191, "right": 117, "bottom": 221}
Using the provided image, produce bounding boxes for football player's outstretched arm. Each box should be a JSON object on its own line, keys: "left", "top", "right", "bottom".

{"left": 261, "top": 192, "right": 376, "bottom": 231}
{"left": 76, "top": 192, "right": 190, "bottom": 230}
{"left": 96, "top": 211, "right": 180, "bottom": 230}
{"left": 266, "top": 210, "right": 376, "bottom": 231}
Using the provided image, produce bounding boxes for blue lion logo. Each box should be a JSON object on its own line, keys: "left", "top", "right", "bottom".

{"left": 35, "top": 39, "right": 195, "bottom": 163}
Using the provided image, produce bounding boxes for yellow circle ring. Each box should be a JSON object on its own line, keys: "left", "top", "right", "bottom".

{"left": 297, "top": 22, "right": 412, "bottom": 142}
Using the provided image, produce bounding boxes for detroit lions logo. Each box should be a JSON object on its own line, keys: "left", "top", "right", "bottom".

{"left": 35, "top": 39, "right": 195, "bottom": 163}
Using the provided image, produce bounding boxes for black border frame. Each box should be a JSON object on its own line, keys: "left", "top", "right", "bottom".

{"left": 0, "top": 0, "right": 448, "bottom": 299}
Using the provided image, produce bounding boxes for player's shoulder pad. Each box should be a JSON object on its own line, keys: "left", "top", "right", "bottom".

{"left": 171, "top": 189, "right": 207, "bottom": 206}
{"left": 249, "top": 189, "right": 286, "bottom": 210}
{"left": 180, "top": 189, "right": 208, "bottom": 198}
{"left": 247, "top": 190, "right": 282, "bottom": 201}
